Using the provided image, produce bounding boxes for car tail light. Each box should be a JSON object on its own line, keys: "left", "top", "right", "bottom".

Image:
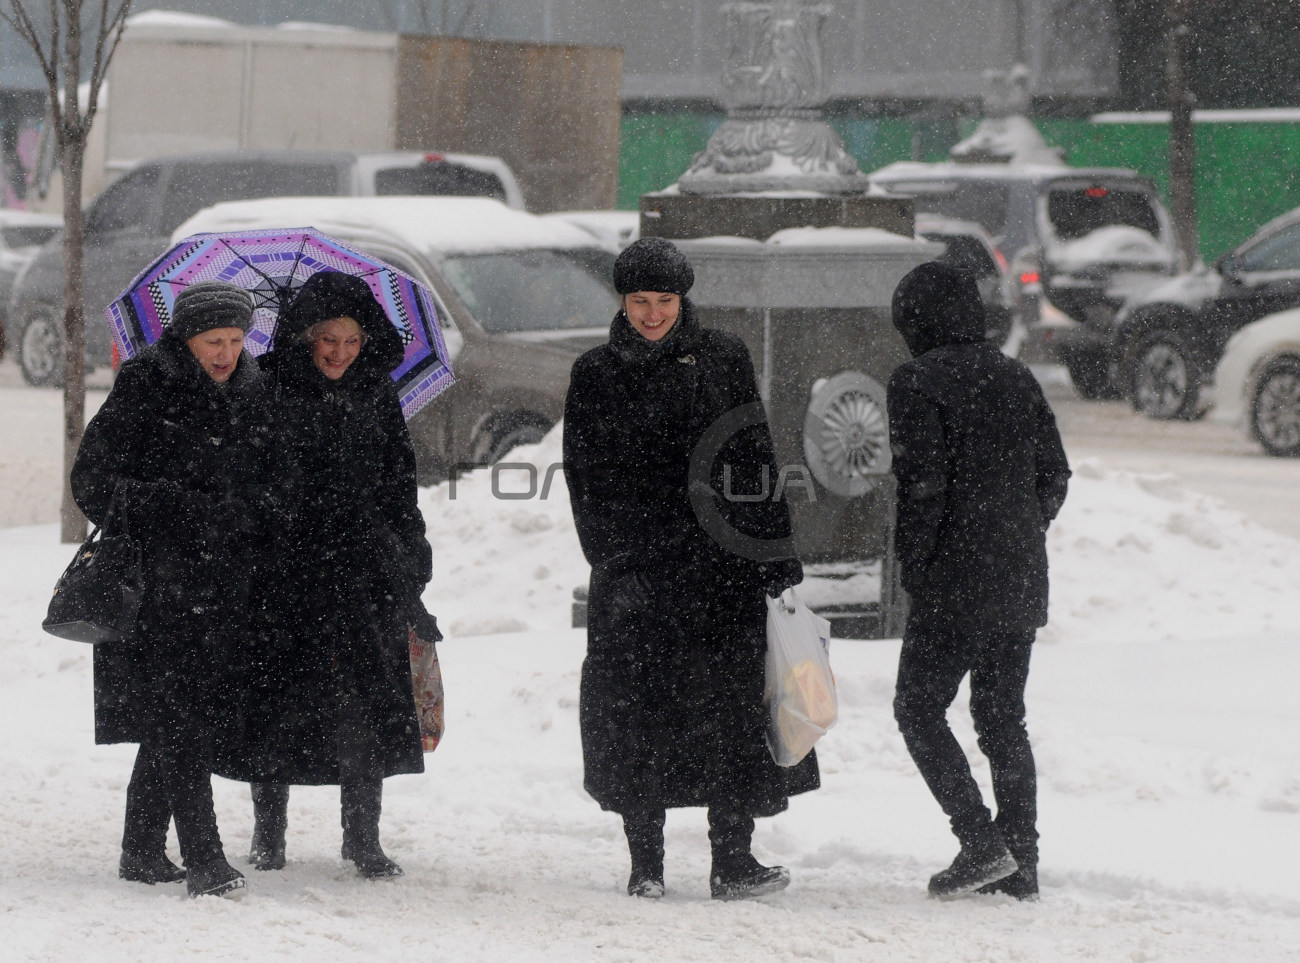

{"left": 1020, "top": 270, "right": 1040, "bottom": 285}
{"left": 422, "top": 152, "right": 445, "bottom": 163}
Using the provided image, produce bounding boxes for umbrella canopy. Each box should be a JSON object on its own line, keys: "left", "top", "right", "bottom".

{"left": 106, "top": 228, "right": 455, "bottom": 419}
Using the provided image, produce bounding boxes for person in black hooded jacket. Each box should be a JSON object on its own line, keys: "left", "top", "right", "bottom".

{"left": 564, "top": 237, "right": 816, "bottom": 902}
{"left": 71, "top": 280, "right": 280, "bottom": 899}
{"left": 886, "top": 261, "right": 1071, "bottom": 901}
{"left": 212, "top": 271, "right": 432, "bottom": 879}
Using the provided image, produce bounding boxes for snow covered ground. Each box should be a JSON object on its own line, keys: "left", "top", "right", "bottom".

{"left": 3, "top": 425, "right": 1300, "bottom": 960}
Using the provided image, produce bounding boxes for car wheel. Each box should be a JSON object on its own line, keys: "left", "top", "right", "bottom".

{"left": 1130, "top": 330, "right": 1200, "bottom": 420}
{"left": 1250, "top": 356, "right": 1300, "bottom": 457}
{"left": 481, "top": 421, "right": 548, "bottom": 465}
{"left": 18, "top": 306, "right": 64, "bottom": 387}
{"left": 1064, "top": 355, "right": 1120, "bottom": 400}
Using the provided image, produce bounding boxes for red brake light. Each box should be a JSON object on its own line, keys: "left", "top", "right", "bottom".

{"left": 1020, "top": 271, "right": 1040, "bottom": 285}
{"left": 422, "top": 152, "right": 445, "bottom": 163}
{"left": 1085, "top": 186, "right": 1108, "bottom": 198}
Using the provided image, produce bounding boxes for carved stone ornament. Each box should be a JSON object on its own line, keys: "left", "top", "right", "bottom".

{"left": 679, "top": 0, "right": 870, "bottom": 195}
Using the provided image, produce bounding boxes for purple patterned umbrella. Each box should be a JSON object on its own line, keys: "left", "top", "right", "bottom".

{"left": 106, "top": 228, "right": 455, "bottom": 419}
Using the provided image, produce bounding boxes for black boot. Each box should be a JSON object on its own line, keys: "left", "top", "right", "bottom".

{"left": 341, "top": 779, "right": 402, "bottom": 879}
{"left": 928, "top": 836, "right": 1018, "bottom": 899}
{"left": 249, "top": 783, "right": 289, "bottom": 871}
{"left": 120, "top": 744, "right": 183, "bottom": 884}
{"left": 119, "top": 851, "right": 186, "bottom": 885}
{"left": 977, "top": 863, "right": 1038, "bottom": 900}
{"left": 622, "top": 810, "right": 665, "bottom": 899}
{"left": 186, "top": 856, "right": 246, "bottom": 899}
{"left": 708, "top": 808, "right": 789, "bottom": 901}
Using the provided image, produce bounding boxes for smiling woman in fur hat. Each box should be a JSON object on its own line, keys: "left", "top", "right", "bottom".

{"left": 71, "top": 280, "right": 280, "bottom": 899}
{"left": 563, "top": 237, "right": 817, "bottom": 903}
{"left": 211, "top": 271, "right": 432, "bottom": 881}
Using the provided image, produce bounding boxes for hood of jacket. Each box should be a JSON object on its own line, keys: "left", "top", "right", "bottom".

{"left": 262, "top": 272, "right": 404, "bottom": 389}
{"left": 891, "top": 261, "right": 987, "bottom": 357}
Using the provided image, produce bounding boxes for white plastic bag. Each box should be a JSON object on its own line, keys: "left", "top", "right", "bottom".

{"left": 764, "top": 589, "right": 837, "bottom": 767}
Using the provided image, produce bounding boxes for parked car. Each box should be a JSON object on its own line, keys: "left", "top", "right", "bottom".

{"left": 0, "top": 209, "right": 61, "bottom": 360}
{"left": 6, "top": 149, "right": 524, "bottom": 386}
{"left": 1114, "top": 204, "right": 1300, "bottom": 420}
{"left": 914, "top": 213, "right": 1018, "bottom": 348}
{"left": 869, "top": 161, "right": 1179, "bottom": 397}
{"left": 173, "top": 195, "right": 617, "bottom": 483}
{"left": 1207, "top": 308, "right": 1300, "bottom": 456}
{"left": 543, "top": 210, "right": 640, "bottom": 252}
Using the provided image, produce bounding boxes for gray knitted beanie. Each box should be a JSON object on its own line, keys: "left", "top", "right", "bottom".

{"left": 169, "top": 281, "right": 254, "bottom": 341}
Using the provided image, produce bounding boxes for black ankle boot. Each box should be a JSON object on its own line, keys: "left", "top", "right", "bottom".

{"left": 249, "top": 783, "right": 289, "bottom": 871}
{"left": 929, "top": 838, "right": 1018, "bottom": 899}
{"left": 623, "top": 810, "right": 665, "bottom": 899}
{"left": 119, "top": 851, "right": 186, "bottom": 885}
{"left": 341, "top": 780, "right": 402, "bottom": 879}
{"left": 186, "top": 856, "right": 246, "bottom": 899}
{"left": 707, "top": 807, "right": 790, "bottom": 901}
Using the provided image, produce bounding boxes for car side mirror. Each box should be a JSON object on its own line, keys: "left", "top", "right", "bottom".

{"left": 1216, "top": 252, "right": 1241, "bottom": 283}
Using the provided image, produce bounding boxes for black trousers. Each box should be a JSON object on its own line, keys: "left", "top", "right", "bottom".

{"left": 122, "top": 726, "right": 223, "bottom": 869}
{"left": 893, "top": 621, "right": 1038, "bottom": 865}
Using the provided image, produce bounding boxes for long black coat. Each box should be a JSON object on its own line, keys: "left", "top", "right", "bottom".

{"left": 887, "top": 269, "right": 1071, "bottom": 636}
{"left": 564, "top": 301, "right": 818, "bottom": 817}
{"left": 70, "top": 333, "right": 280, "bottom": 745}
{"left": 213, "top": 274, "right": 430, "bottom": 785}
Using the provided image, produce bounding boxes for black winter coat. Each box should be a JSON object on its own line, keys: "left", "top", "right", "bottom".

{"left": 887, "top": 274, "right": 1071, "bottom": 635}
{"left": 71, "top": 333, "right": 281, "bottom": 745}
{"left": 564, "top": 300, "right": 818, "bottom": 816}
{"left": 213, "top": 274, "right": 430, "bottom": 784}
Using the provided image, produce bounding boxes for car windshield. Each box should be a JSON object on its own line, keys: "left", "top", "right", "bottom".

{"left": 1046, "top": 184, "right": 1162, "bottom": 241}
{"left": 1, "top": 224, "right": 59, "bottom": 248}
{"left": 439, "top": 249, "right": 618, "bottom": 333}
{"left": 374, "top": 163, "right": 506, "bottom": 202}
{"left": 885, "top": 181, "right": 1010, "bottom": 238}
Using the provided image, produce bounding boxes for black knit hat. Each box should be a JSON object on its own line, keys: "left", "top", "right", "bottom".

{"left": 169, "top": 281, "right": 254, "bottom": 341}
{"left": 613, "top": 236, "right": 694, "bottom": 296}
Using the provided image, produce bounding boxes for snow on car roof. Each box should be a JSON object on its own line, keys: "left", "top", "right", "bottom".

{"left": 869, "top": 161, "right": 1148, "bottom": 185}
{"left": 172, "top": 196, "right": 601, "bottom": 256}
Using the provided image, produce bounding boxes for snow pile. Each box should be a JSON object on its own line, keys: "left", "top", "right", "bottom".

{"left": 419, "top": 429, "right": 585, "bottom": 638}
{"left": 1048, "top": 225, "right": 1171, "bottom": 270}
{"left": 1042, "top": 457, "right": 1300, "bottom": 645}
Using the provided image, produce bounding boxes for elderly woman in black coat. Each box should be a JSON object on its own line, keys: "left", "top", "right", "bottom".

{"left": 71, "top": 281, "right": 277, "bottom": 899}
{"left": 563, "top": 237, "right": 817, "bottom": 901}
{"left": 213, "top": 272, "right": 431, "bottom": 880}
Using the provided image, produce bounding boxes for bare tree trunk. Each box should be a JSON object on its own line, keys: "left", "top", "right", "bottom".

{"left": 59, "top": 9, "right": 87, "bottom": 543}
{"left": 60, "top": 139, "right": 87, "bottom": 542}
{"left": 1167, "top": 0, "right": 1198, "bottom": 271}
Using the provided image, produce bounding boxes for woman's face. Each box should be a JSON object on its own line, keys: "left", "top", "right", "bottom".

{"left": 623, "top": 291, "right": 681, "bottom": 342}
{"left": 310, "top": 316, "right": 365, "bottom": 379}
{"left": 186, "top": 327, "right": 245, "bottom": 384}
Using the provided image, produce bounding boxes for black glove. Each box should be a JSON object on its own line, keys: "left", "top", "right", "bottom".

{"left": 758, "top": 557, "right": 804, "bottom": 599}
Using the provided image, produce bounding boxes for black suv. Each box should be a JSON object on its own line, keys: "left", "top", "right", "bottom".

{"left": 870, "top": 162, "right": 1179, "bottom": 397}
{"left": 1113, "top": 204, "right": 1300, "bottom": 419}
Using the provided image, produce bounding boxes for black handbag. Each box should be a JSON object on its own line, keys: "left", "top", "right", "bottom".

{"left": 42, "top": 492, "right": 144, "bottom": 644}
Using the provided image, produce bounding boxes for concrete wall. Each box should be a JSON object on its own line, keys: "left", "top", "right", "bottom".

{"left": 395, "top": 35, "right": 622, "bottom": 211}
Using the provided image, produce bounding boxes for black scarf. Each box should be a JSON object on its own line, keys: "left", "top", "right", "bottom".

{"left": 608, "top": 296, "right": 701, "bottom": 367}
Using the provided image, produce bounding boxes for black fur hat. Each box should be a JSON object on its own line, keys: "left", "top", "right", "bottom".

{"left": 612, "top": 236, "right": 694, "bottom": 296}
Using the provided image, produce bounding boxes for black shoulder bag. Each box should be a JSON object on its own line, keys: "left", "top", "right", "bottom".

{"left": 42, "top": 489, "right": 144, "bottom": 644}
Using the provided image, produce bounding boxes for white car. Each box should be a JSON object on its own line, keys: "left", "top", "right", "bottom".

{"left": 1210, "top": 308, "right": 1300, "bottom": 457}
